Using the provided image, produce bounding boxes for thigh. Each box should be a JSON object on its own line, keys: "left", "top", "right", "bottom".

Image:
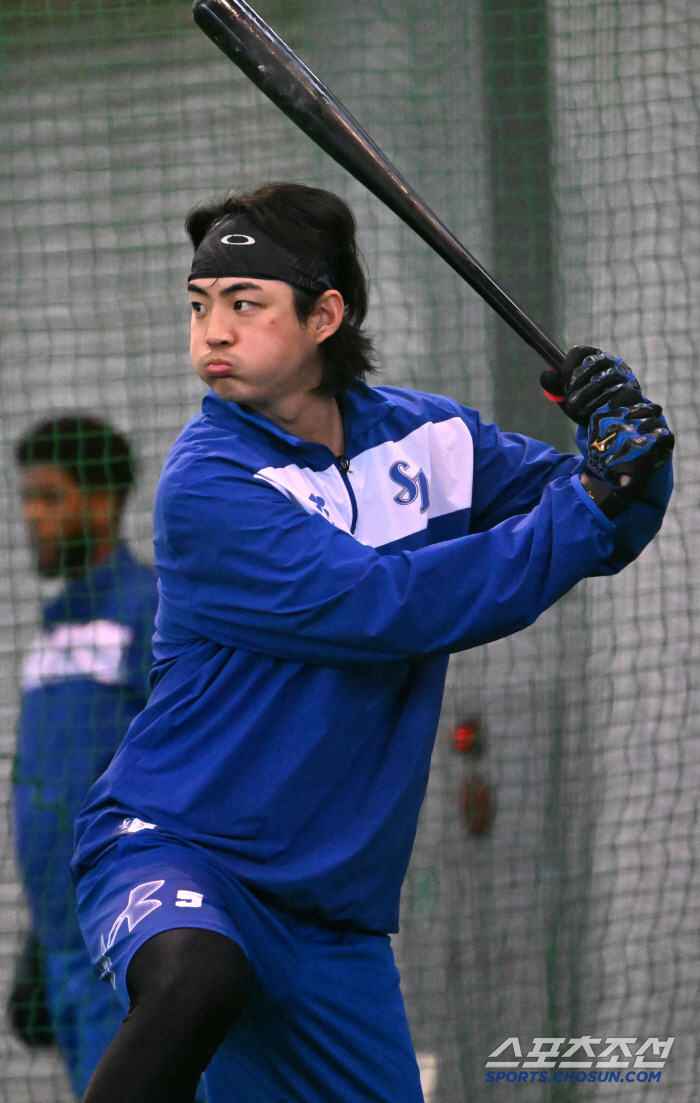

{"left": 205, "top": 925, "right": 423, "bottom": 1103}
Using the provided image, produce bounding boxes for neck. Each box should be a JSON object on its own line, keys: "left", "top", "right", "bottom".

{"left": 57, "top": 537, "right": 118, "bottom": 581}
{"left": 248, "top": 390, "right": 345, "bottom": 456}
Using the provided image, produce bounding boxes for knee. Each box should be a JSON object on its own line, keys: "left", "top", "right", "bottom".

{"left": 126, "top": 928, "right": 250, "bottom": 1026}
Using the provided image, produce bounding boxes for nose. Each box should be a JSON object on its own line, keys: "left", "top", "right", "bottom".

{"left": 205, "top": 301, "right": 237, "bottom": 348}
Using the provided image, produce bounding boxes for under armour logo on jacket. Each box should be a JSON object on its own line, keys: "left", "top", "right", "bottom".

{"left": 389, "top": 461, "right": 430, "bottom": 513}
{"left": 309, "top": 494, "right": 330, "bottom": 517}
{"left": 100, "top": 880, "right": 164, "bottom": 955}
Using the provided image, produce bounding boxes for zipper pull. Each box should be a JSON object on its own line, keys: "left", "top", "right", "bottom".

{"left": 337, "top": 455, "right": 351, "bottom": 474}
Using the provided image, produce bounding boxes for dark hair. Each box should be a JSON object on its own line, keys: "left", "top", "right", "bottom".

{"left": 16, "top": 416, "right": 136, "bottom": 496}
{"left": 185, "top": 183, "right": 377, "bottom": 397}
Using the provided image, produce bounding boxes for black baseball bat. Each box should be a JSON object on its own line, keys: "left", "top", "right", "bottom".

{"left": 192, "top": 0, "right": 566, "bottom": 371}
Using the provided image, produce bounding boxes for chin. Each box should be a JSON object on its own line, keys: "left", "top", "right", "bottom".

{"left": 211, "top": 379, "right": 250, "bottom": 403}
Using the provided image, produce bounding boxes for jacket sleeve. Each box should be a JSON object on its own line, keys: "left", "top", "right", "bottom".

{"left": 467, "top": 411, "right": 584, "bottom": 531}
{"left": 154, "top": 450, "right": 631, "bottom": 666}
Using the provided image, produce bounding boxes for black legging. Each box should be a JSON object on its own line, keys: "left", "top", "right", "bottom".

{"left": 82, "top": 928, "right": 251, "bottom": 1103}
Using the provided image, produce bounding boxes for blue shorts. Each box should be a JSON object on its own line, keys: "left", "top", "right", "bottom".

{"left": 76, "top": 835, "right": 424, "bottom": 1103}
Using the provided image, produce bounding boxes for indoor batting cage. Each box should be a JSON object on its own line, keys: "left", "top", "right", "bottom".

{"left": 0, "top": 0, "right": 698, "bottom": 1100}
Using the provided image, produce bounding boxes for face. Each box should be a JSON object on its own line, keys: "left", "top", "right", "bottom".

{"left": 188, "top": 277, "right": 343, "bottom": 411}
{"left": 21, "top": 465, "right": 114, "bottom": 578}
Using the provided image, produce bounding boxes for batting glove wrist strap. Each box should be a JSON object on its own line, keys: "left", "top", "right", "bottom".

{"left": 541, "top": 346, "right": 644, "bottom": 427}
{"left": 579, "top": 473, "right": 630, "bottom": 520}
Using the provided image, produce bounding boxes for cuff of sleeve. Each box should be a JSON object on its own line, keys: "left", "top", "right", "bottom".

{"left": 575, "top": 423, "right": 588, "bottom": 459}
{"left": 572, "top": 474, "right": 616, "bottom": 531}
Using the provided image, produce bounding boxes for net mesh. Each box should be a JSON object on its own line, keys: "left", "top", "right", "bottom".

{"left": 0, "top": 0, "right": 698, "bottom": 1099}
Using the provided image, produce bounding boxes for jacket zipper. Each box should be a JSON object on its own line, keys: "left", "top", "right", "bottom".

{"left": 336, "top": 456, "right": 358, "bottom": 534}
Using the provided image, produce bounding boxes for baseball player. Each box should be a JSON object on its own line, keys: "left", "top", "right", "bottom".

{"left": 72, "top": 184, "right": 673, "bottom": 1103}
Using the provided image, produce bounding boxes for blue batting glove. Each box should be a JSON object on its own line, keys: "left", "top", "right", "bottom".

{"left": 579, "top": 401, "right": 674, "bottom": 519}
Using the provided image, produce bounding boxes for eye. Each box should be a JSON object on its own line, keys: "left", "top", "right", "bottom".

{"left": 23, "top": 489, "right": 60, "bottom": 504}
{"left": 190, "top": 300, "right": 206, "bottom": 315}
{"left": 233, "top": 299, "right": 256, "bottom": 312}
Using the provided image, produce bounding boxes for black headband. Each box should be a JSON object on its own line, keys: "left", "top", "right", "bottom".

{"left": 188, "top": 214, "right": 334, "bottom": 293}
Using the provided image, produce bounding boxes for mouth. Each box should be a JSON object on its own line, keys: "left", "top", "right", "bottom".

{"left": 203, "top": 361, "right": 235, "bottom": 378}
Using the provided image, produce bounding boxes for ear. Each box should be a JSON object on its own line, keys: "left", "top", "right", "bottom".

{"left": 310, "top": 290, "right": 345, "bottom": 345}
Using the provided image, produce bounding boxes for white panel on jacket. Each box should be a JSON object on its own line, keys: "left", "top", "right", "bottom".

{"left": 351, "top": 417, "right": 474, "bottom": 547}
{"left": 254, "top": 463, "right": 353, "bottom": 533}
{"left": 254, "top": 416, "right": 474, "bottom": 549}
{"left": 23, "top": 620, "right": 134, "bottom": 689}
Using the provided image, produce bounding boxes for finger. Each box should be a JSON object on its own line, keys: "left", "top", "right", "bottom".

{"left": 563, "top": 345, "right": 600, "bottom": 373}
{"left": 570, "top": 357, "right": 639, "bottom": 396}
{"left": 625, "top": 403, "right": 663, "bottom": 420}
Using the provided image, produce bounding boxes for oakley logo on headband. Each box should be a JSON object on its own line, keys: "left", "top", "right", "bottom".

{"left": 221, "top": 234, "right": 255, "bottom": 246}
{"left": 189, "top": 215, "right": 333, "bottom": 292}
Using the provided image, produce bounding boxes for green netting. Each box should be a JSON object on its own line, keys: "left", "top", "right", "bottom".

{"left": 0, "top": 1, "right": 698, "bottom": 1099}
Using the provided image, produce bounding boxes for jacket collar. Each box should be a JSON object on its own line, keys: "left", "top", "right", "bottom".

{"left": 201, "top": 381, "right": 393, "bottom": 459}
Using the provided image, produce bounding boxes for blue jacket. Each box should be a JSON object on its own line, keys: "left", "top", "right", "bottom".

{"left": 15, "top": 545, "right": 158, "bottom": 951}
{"left": 72, "top": 385, "right": 671, "bottom": 933}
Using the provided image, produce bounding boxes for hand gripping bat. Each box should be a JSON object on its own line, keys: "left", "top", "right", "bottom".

{"left": 192, "top": 0, "right": 566, "bottom": 372}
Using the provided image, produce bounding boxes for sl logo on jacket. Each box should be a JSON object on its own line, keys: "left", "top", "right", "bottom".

{"left": 255, "top": 416, "right": 472, "bottom": 551}
{"left": 389, "top": 461, "right": 430, "bottom": 513}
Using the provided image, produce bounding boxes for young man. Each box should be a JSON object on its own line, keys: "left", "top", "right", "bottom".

{"left": 12, "top": 417, "right": 158, "bottom": 1098}
{"left": 72, "top": 184, "right": 673, "bottom": 1103}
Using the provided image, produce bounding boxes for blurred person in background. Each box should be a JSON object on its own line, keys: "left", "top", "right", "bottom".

{"left": 8, "top": 416, "right": 158, "bottom": 1099}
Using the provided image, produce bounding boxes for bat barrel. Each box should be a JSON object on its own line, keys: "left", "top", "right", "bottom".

{"left": 192, "top": 0, "right": 565, "bottom": 370}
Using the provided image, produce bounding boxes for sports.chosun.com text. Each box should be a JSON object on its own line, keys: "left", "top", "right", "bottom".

{"left": 486, "top": 1070, "right": 662, "bottom": 1084}
{"left": 484, "top": 1037, "right": 673, "bottom": 1085}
